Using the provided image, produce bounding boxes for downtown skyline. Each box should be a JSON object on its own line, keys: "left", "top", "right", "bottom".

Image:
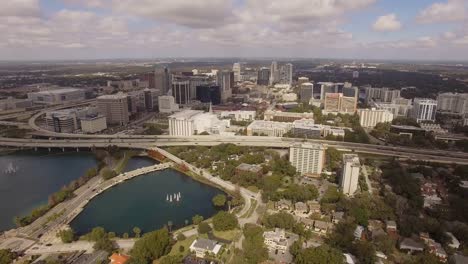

{"left": 1, "top": 0, "right": 468, "bottom": 61}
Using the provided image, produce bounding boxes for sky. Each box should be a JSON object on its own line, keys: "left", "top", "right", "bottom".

{"left": 1, "top": 0, "right": 468, "bottom": 61}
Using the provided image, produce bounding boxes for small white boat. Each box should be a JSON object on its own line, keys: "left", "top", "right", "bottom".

{"left": 169, "top": 195, "right": 173, "bottom": 202}
{"left": 166, "top": 194, "right": 169, "bottom": 201}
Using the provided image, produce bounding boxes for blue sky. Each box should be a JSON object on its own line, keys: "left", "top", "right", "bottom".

{"left": 0, "top": 0, "right": 468, "bottom": 60}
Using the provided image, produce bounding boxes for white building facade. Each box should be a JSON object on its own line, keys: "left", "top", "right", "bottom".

{"left": 341, "top": 154, "right": 360, "bottom": 196}
{"left": 411, "top": 98, "right": 437, "bottom": 122}
{"left": 289, "top": 143, "right": 325, "bottom": 176}
{"left": 358, "top": 108, "right": 394, "bottom": 128}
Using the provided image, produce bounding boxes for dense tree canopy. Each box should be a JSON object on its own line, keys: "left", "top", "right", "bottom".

{"left": 293, "top": 244, "right": 344, "bottom": 264}
{"left": 130, "top": 228, "right": 171, "bottom": 264}
{"left": 212, "top": 211, "right": 238, "bottom": 231}
{"left": 241, "top": 224, "right": 269, "bottom": 264}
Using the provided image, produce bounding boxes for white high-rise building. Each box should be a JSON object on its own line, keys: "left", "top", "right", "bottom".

{"left": 289, "top": 143, "right": 325, "bottom": 176}
{"left": 269, "top": 61, "right": 279, "bottom": 86}
{"left": 412, "top": 98, "right": 437, "bottom": 122}
{"left": 97, "top": 93, "right": 129, "bottom": 126}
{"left": 233, "top": 63, "right": 241, "bottom": 82}
{"left": 437, "top": 93, "right": 468, "bottom": 115}
{"left": 341, "top": 154, "right": 360, "bottom": 196}
{"left": 357, "top": 108, "right": 394, "bottom": 128}
{"left": 365, "top": 87, "right": 400, "bottom": 104}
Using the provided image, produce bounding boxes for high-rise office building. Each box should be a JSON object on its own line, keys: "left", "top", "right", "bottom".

{"left": 217, "top": 71, "right": 233, "bottom": 103}
{"left": 343, "top": 86, "right": 358, "bottom": 98}
{"left": 289, "top": 143, "right": 325, "bottom": 176}
{"left": 279, "top": 63, "right": 293, "bottom": 85}
{"left": 233, "top": 63, "right": 241, "bottom": 82}
{"left": 341, "top": 154, "right": 360, "bottom": 196}
{"left": 189, "top": 76, "right": 210, "bottom": 100}
{"left": 97, "top": 93, "right": 129, "bottom": 125}
{"left": 172, "top": 80, "right": 191, "bottom": 105}
{"left": 411, "top": 98, "right": 437, "bottom": 122}
{"left": 144, "top": 88, "right": 160, "bottom": 111}
{"left": 357, "top": 108, "right": 394, "bottom": 128}
{"left": 257, "top": 67, "right": 270, "bottom": 86}
{"left": 300, "top": 82, "right": 314, "bottom": 103}
{"left": 317, "top": 82, "right": 336, "bottom": 100}
{"left": 155, "top": 67, "right": 172, "bottom": 95}
{"left": 353, "top": 71, "right": 359, "bottom": 79}
{"left": 269, "top": 61, "right": 279, "bottom": 86}
{"left": 196, "top": 85, "right": 222, "bottom": 105}
{"left": 324, "top": 93, "right": 341, "bottom": 112}
{"left": 340, "top": 96, "right": 357, "bottom": 113}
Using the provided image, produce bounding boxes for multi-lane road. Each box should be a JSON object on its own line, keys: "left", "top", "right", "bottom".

{"left": 0, "top": 135, "right": 467, "bottom": 164}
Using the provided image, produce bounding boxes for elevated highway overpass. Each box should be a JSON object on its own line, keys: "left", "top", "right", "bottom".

{"left": 0, "top": 136, "right": 467, "bottom": 164}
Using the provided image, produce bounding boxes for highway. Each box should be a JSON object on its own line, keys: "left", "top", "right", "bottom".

{"left": 0, "top": 136, "right": 467, "bottom": 164}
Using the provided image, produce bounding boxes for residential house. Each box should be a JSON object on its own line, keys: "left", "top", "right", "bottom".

{"left": 332, "top": 211, "right": 344, "bottom": 224}
{"left": 307, "top": 201, "right": 321, "bottom": 214}
{"left": 109, "top": 253, "right": 130, "bottom": 264}
{"left": 368, "top": 220, "right": 383, "bottom": 232}
{"left": 189, "top": 238, "right": 222, "bottom": 258}
{"left": 299, "top": 217, "right": 314, "bottom": 230}
{"left": 276, "top": 199, "right": 292, "bottom": 211}
{"left": 294, "top": 202, "right": 309, "bottom": 216}
{"left": 399, "top": 238, "right": 424, "bottom": 254}
{"left": 314, "top": 220, "right": 332, "bottom": 235}
{"left": 263, "top": 228, "right": 288, "bottom": 253}
{"left": 386, "top": 220, "right": 398, "bottom": 238}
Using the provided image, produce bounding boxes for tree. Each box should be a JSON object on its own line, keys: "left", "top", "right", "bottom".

{"left": 123, "top": 233, "right": 129, "bottom": 239}
{"left": 101, "top": 167, "right": 117, "bottom": 180}
{"left": 176, "top": 233, "right": 186, "bottom": 241}
{"left": 85, "top": 227, "right": 107, "bottom": 241}
{"left": 93, "top": 236, "right": 115, "bottom": 253}
{"left": 57, "top": 229, "right": 75, "bottom": 243}
{"left": 212, "top": 211, "right": 238, "bottom": 231}
{"left": 242, "top": 224, "right": 268, "bottom": 264}
{"left": 212, "top": 194, "right": 227, "bottom": 207}
{"left": 0, "top": 249, "right": 16, "bottom": 264}
{"left": 198, "top": 222, "right": 212, "bottom": 234}
{"left": 133, "top": 227, "right": 141, "bottom": 238}
{"left": 352, "top": 241, "right": 376, "bottom": 264}
{"left": 192, "top": 215, "right": 204, "bottom": 225}
{"left": 263, "top": 212, "right": 296, "bottom": 230}
{"left": 130, "top": 228, "right": 171, "bottom": 264}
{"left": 293, "top": 245, "right": 343, "bottom": 264}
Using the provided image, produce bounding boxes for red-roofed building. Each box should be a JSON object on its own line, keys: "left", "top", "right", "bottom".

{"left": 109, "top": 253, "right": 130, "bottom": 264}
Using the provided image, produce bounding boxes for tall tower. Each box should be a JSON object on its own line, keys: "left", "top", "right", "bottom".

{"left": 269, "top": 61, "right": 278, "bottom": 86}
{"left": 155, "top": 66, "right": 172, "bottom": 95}
{"left": 233, "top": 63, "right": 241, "bottom": 82}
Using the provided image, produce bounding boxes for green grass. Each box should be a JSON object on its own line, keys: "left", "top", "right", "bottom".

{"left": 167, "top": 235, "right": 197, "bottom": 257}
{"left": 212, "top": 229, "right": 241, "bottom": 241}
{"left": 247, "top": 186, "right": 259, "bottom": 193}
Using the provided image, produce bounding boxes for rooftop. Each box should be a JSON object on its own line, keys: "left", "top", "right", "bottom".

{"left": 343, "top": 154, "right": 360, "bottom": 166}
{"left": 97, "top": 92, "right": 128, "bottom": 100}
{"left": 169, "top": 110, "right": 204, "bottom": 120}
{"left": 248, "top": 120, "right": 292, "bottom": 130}
{"left": 191, "top": 238, "right": 219, "bottom": 251}
{"left": 236, "top": 163, "right": 262, "bottom": 173}
{"left": 32, "top": 87, "right": 82, "bottom": 95}
{"left": 109, "top": 253, "right": 130, "bottom": 264}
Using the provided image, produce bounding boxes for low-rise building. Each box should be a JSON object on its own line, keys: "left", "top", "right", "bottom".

{"left": 263, "top": 228, "right": 288, "bottom": 253}
{"left": 276, "top": 199, "right": 293, "bottom": 211}
{"left": 307, "top": 201, "right": 321, "bottom": 214}
{"left": 294, "top": 202, "right": 308, "bottom": 216}
{"left": 291, "top": 119, "right": 321, "bottom": 138}
{"left": 45, "top": 108, "right": 91, "bottom": 133}
{"left": 235, "top": 163, "right": 263, "bottom": 176}
{"left": 168, "top": 110, "right": 228, "bottom": 136}
{"left": 0, "top": 97, "right": 33, "bottom": 111}
{"left": 189, "top": 238, "right": 222, "bottom": 258}
{"left": 28, "top": 87, "right": 85, "bottom": 105}
{"left": 314, "top": 220, "right": 332, "bottom": 234}
{"left": 264, "top": 110, "right": 314, "bottom": 122}
{"left": 158, "top": 95, "right": 179, "bottom": 113}
{"left": 109, "top": 253, "right": 130, "bottom": 264}
{"left": 332, "top": 211, "right": 344, "bottom": 224}
{"left": 246, "top": 120, "right": 292, "bottom": 137}
{"left": 80, "top": 114, "right": 107, "bottom": 133}
{"left": 399, "top": 238, "right": 424, "bottom": 253}
{"left": 386, "top": 220, "right": 398, "bottom": 236}
{"left": 219, "top": 110, "right": 256, "bottom": 121}
{"left": 357, "top": 108, "right": 394, "bottom": 128}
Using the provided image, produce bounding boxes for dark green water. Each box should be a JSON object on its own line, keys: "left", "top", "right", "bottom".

{"left": 70, "top": 169, "right": 224, "bottom": 235}
{"left": 0, "top": 151, "right": 97, "bottom": 231}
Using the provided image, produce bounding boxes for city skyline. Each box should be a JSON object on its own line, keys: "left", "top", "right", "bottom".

{"left": 0, "top": 0, "right": 468, "bottom": 61}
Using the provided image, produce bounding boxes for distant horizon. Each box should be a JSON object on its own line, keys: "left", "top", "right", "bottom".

{"left": 0, "top": 56, "right": 467, "bottom": 65}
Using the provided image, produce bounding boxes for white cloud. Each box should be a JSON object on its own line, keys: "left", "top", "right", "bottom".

{"left": 417, "top": 0, "right": 466, "bottom": 24}
{"left": 110, "top": 0, "right": 235, "bottom": 28}
{"left": 62, "top": 0, "right": 107, "bottom": 8}
{"left": 372, "top": 14, "right": 402, "bottom": 32}
{"left": 0, "top": 0, "right": 41, "bottom": 17}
